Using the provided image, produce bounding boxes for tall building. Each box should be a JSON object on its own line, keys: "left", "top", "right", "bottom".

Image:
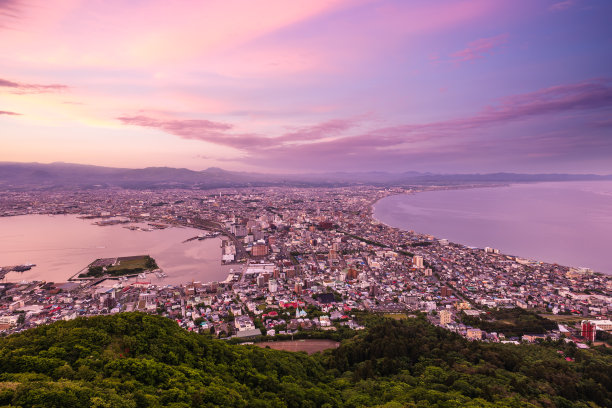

{"left": 413, "top": 255, "right": 424, "bottom": 269}
{"left": 328, "top": 248, "right": 338, "bottom": 261}
{"left": 439, "top": 309, "right": 452, "bottom": 325}
{"left": 268, "top": 279, "right": 278, "bottom": 293}
{"left": 581, "top": 320, "right": 596, "bottom": 342}
{"left": 441, "top": 287, "right": 452, "bottom": 297}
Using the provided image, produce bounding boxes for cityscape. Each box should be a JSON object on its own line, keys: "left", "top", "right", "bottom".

{"left": 1, "top": 186, "right": 610, "bottom": 347}
{"left": 1, "top": 0, "right": 611, "bottom": 406}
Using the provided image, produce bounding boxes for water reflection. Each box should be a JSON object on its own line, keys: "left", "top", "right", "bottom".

{"left": 0, "top": 214, "right": 231, "bottom": 284}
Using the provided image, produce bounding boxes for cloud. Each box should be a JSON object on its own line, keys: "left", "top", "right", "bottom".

{"left": 549, "top": 1, "right": 576, "bottom": 12}
{"left": 0, "top": 77, "right": 69, "bottom": 94}
{"left": 245, "top": 78, "right": 612, "bottom": 169}
{"left": 0, "top": 109, "right": 20, "bottom": 115}
{"left": 278, "top": 118, "right": 359, "bottom": 143}
{"left": 0, "top": 0, "right": 25, "bottom": 29}
{"left": 450, "top": 33, "right": 508, "bottom": 63}
{"left": 118, "top": 115, "right": 361, "bottom": 150}
{"left": 474, "top": 78, "right": 612, "bottom": 124}
{"left": 118, "top": 78, "right": 612, "bottom": 171}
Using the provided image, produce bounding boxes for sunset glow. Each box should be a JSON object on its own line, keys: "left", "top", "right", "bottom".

{"left": 1, "top": 0, "right": 611, "bottom": 173}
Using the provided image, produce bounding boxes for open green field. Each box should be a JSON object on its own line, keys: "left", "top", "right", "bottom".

{"left": 254, "top": 339, "right": 339, "bottom": 354}
{"left": 78, "top": 255, "right": 158, "bottom": 278}
{"left": 106, "top": 256, "right": 150, "bottom": 272}
{"left": 538, "top": 314, "right": 584, "bottom": 323}
{"left": 383, "top": 313, "right": 413, "bottom": 320}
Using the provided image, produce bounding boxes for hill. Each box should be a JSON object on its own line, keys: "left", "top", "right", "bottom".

{"left": 0, "top": 313, "right": 610, "bottom": 407}
{"left": 1, "top": 161, "right": 611, "bottom": 190}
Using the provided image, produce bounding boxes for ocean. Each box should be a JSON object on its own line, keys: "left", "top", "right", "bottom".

{"left": 373, "top": 181, "right": 612, "bottom": 274}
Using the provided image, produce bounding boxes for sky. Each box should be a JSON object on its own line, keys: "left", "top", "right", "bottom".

{"left": 1, "top": 0, "right": 611, "bottom": 174}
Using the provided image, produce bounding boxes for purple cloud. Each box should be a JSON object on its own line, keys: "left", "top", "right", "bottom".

{"left": 549, "top": 1, "right": 577, "bottom": 12}
{"left": 450, "top": 34, "right": 508, "bottom": 63}
{"left": 245, "top": 78, "right": 612, "bottom": 169}
{"left": 118, "top": 115, "right": 268, "bottom": 149}
{"left": 0, "top": 0, "right": 24, "bottom": 29}
{"left": 119, "top": 78, "right": 612, "bottom": 171}
{"left": 0, "top": 109, "right": 20, "bottom": 115}
{"left": 278, "top": 118, "right": 359, "bottom": 143}
{"left": 118, "top": 115, "right": 362, "bottom": 150}
{"left": 0, "top": 77, "right": 69, "bottom": 94}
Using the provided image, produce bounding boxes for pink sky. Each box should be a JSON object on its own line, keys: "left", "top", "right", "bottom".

{"left": 1, "top": 0, "right": 611, "bottom": 173}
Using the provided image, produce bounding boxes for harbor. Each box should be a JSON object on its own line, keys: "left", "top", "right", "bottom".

{"left": 0, "top": 263, "right": 36, "bottom": 279}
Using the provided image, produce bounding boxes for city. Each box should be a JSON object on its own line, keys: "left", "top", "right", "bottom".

{"left": 1, "top": 186, "right": 610, "bottom": 347}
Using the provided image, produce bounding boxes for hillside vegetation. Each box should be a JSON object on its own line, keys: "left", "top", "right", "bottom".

{"left": 0, "top": 313, "right": 610, "bottom": 407}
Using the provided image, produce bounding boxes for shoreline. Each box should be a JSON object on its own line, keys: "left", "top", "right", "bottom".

{"left": 0, "top": 214, "right": 228, "bottom": 285}
{"left": 369, "top": 182, "right": 609, "bottom": 275}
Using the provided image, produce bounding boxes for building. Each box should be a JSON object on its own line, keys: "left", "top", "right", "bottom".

{"left": 581, "top": 320, "right": 596, "bottom": 342}
{"left": 592, "top": 319, "right": 612, "bottom": 331}
{"left": 581, "top": 319, "right": 612, "bottom": 342}
{"left": 8, "top": 300, "right": 24, "bottom": 312}
{"left": 346, "top": 268, "right": 359, "bottom": 280}
{"left": 413, "top": 255, "right": 424, "bottom": 269}
{"left": 232, "top": 224, "right": 247, "bottom": 237}
{"left": 328, "top": 249, "right": 338, "bottom": 262}
{"left": 441, "top": 287, "right": 452, "bottom": 297}
{"left": 234, "top": 315, "right": 261, "bottom": 338}
{"left": 222, "top": 243, "right": 236, "bottom": 262}
{"left": 251, "top": 243, "right": 268, "bottom": 257}
{"left": 439, "top": 309, "right": 452, "bottom": 325}
{"left": 268, "top": 279, "right": 278, "bottom": 293}
{"left": 466, "top": 328, "right": 483, "bottom": 340}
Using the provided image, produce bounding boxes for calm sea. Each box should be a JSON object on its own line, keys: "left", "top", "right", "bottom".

{"left": 0, "top": 214, "right": 232, "bottom": 284}
{"left": 373, "top": 181, "right": 612, "bottom": 274}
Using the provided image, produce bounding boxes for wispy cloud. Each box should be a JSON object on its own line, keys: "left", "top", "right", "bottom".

{"left": 118, "top": 115, "right": 361, "bottom": 151}
{"left": 119, "top": 78, "right": 612, "bottom": 163}
{"left": 0, "top": 0, "right": 25, "bottom": 29}
{"left": 0, "top": 109, "right": 20, "bottom": 115}
{"left": 450, "top": 33, "right": 508, "bottom": 63}
{"left": 0, "top": 77, "right": 69, "bottom": 94}
{"left": 549, "top": 0, "right": 577, "bottom": 12}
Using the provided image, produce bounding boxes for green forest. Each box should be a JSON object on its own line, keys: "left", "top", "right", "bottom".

{"left": 0, "top": 313, "right": 610, "bottom": 407}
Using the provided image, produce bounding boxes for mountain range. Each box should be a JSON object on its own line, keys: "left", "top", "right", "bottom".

{"left": 1, "top": 161, "right": 611, "bottom": 190}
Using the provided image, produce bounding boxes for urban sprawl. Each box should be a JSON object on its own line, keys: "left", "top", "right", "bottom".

{"left": 1, "top": 186, "right": 610, "bottom": 346}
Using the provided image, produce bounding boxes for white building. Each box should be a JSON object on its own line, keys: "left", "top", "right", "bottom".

{"left": 268, "top": 279, "right": 278, "bottom": 293}
{"left": 412, "top": 255, "right": 424, "bottom": 269}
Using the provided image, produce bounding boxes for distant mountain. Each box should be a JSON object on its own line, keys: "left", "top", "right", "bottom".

{"left": 0, "top": 161, "right": 610, "bottom": 190}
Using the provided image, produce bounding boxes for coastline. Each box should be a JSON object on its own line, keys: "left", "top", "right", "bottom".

{"left": 0, "top": 214, "right": 228, "bottom": 284}
{"left": 370, "top": 182, "right": 610, "bottom": 275}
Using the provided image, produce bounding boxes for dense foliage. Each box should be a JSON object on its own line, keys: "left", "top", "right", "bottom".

{"left": 0, "top": 313, "right": 610, "bottom": 407}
